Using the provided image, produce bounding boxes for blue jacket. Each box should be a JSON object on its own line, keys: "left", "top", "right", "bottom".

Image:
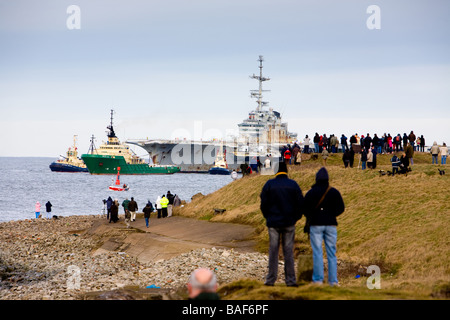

{"left": 260, "top": 173, "right": 304, "bottom": 228}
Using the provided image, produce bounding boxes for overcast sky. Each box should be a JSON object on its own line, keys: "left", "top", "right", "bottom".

{"left": 1, "top": 0, "right": 449, "bottom": 157}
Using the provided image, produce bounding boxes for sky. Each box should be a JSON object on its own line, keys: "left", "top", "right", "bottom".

{"left": 0, "top": 0, "right": 449, "bottom": 157}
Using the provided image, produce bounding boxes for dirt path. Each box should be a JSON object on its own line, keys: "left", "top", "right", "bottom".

{"left": 89, "top": 215, "right": 257, "bottom": 264}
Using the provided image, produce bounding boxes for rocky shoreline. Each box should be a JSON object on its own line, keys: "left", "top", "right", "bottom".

{"left": 0, "top": 215, "right": 285, "bottom": 300}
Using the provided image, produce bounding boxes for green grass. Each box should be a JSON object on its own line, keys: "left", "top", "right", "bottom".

{"left": 175, "top": 152, "right": 450, "bottom": 299}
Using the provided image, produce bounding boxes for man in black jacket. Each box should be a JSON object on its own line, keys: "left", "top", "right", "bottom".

{"left": 260, "top": 162, "right": 304, "bottom": 287}
{"left": 304, "top": 167, "right": 345, "bottom": 286}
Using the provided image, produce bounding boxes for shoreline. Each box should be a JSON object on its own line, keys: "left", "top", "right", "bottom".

{"left": 0, "top": 213, "right": 278, "bottom": 300}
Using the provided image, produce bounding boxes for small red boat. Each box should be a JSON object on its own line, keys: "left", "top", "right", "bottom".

{"left": 108, "top": 167, "right": 129, "bottom": 191}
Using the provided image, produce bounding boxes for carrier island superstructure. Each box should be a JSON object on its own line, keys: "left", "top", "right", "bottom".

{"left": 126, "top": 56, "right": 297, "bottom": 173}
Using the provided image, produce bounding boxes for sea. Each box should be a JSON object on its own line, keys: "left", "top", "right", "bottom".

{"left": 0, "top": 157, "right": 237, "bottom": 223}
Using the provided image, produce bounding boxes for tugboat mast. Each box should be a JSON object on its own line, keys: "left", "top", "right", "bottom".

{"left": 87, "top": 134, "right": 97, "bottom": 154}
{"left": 107, "top": 109, "right": 116, "bottom": 139}
{"left": 250, "top": 55, "right": 270, "bottom": 112}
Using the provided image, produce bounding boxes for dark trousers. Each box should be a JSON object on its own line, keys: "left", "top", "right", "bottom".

{"left": 162, "top": 208, "right": 168, "bottom": 218}
{"left": 157, "top": 209, "right": 162, "bottom": 218}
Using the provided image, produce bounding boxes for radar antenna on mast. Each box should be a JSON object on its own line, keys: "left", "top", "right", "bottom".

{"left": 87, "top": 134, "right": 97, "bottom": 154}
{"left": 107, "top": 109, "right": 117, "bottom": 138}
{"left": 249, "top": 55, "right": 271, "bottom": 111}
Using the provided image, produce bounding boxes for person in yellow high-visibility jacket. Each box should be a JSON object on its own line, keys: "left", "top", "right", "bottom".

{"left": 160, "top": 195, "right": 169, "bottom": 218}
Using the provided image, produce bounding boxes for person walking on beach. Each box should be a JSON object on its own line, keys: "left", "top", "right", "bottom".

{"left": 160, "top": 195, "right": 169, "bottom": 218}
{"left": 128, "top": 197, "right": 138, "bottom": 222}
{"left": 143, "top": 201, "right": 153, "bottom": 228}
{"left": 106, "top": 196, "right": 113, "bottom": 220}
{"left": 101, "top": 199, "right": 107, "bottom": 217}
{"left": 260, "top": 162, "right": 304, "bottom": 287}
{"left": 110, "top": 199, "right": 119, "bottom": 223}
{"left": 431, "top": 141, "right": 440, "bottom": 165}
{"left": 304, "top": 167, "right": 345, "bottom": 286}
{"left": 35, "top": 201, "right": 41, "bottom": 219}
{"left": 440, "top": 143, "right": 448, "bottom": 165}
{"left": 155, "top": 196, "right": 162, "bottom": 218}
{"left": 45, "top": 201, "right": 52, "bottom": 219}
{"left": 122, "top": 198, "right": 131, "bottom": 227}
{"left": 166, "top": 191, "right": 175, "bottom": 217}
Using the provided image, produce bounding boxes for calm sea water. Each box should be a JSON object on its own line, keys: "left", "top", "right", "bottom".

{"left": 0, "top": 157, "right": 236, "bottom": 223}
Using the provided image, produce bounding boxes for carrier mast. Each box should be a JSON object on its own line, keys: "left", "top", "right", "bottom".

{"left": 250, "top": 55, "right": 270, "bottom": 112}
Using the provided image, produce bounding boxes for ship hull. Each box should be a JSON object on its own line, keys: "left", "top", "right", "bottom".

{"left": 126, "top": 140, "right": 281, "bottom": 173}
{"left": 49, "top": 162, "right": 89, "bottom": 173}
{"left": 208, "top": 167, "right": 231, "bottom": 175}
{"left": 81, "top": 154, "right": 180, "bottom": 175}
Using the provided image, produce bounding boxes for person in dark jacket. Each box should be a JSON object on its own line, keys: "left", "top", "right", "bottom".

{"left": 45, "top": 201, "right": 52, "bottom": 219}
{"left": 260, "top": 162, "right": 304, "bottom": 287}
{"left": 304, "top": 167, "right": 345, "bottom": 286}
{"left": 128, "top": 197, "right": 138, "bottom": 222}
{"left": 342, "top": 149, "right": 351, "bottom": 168}
{"left": 166, "top": 191, "right": 175, "bottom": 217}
{"left": 109, "top": 199, "right": 119, "bottom": 223}
{"left": 420, "top": 135, "right": 425, "bottom": 152}
{"left": 361, "top": 148, "right": 368, "bottom": 170}
{"left": 106, "top": 196, "right": 113, "bottom": 220}
{"left": 143, "top": 201, "right": 153, "bottom": 228}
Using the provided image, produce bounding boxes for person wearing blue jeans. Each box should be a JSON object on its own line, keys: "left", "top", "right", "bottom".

{"left": 304, "top": 167, "right": 345, "bottom": 286}
{"left": 440, "top": 143, "right": 448, "bottom": 165}
{"left": 310, "top": 226, "right": 338, "bottom": 284}
{"left": 260, "top": 162, "right": 304, "bottom": 287}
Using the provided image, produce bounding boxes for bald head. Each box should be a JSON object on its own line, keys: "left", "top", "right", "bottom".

{"left": 187, "top": 268, "right": 217, "bottom": 298}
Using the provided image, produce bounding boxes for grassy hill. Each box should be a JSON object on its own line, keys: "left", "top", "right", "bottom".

{"left": 174, "top": 152, "right": 450, "bottom": 299}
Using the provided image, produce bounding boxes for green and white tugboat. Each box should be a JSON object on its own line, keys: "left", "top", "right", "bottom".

{"left": 81, "top": 110, "right": 180, "bottom": 175}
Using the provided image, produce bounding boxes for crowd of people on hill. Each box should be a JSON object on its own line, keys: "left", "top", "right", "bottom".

{"left": 102, "top": 191, "right": 182, "bottom": 227}
{"left": 276, "top": 130, "right": 448, "bottom": 169}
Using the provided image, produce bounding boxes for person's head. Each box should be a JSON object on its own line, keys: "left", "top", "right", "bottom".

{"left": 131, "top": 197, "right": 134, "bottom": 201}
{"left": 187, "top": 268, "right": 218, "bottom": 299}
{"left": 276, "top": 161, "right": 288, "bottom": 174}
{"left": 315, "top": 167, "right": 329, "bottom": 187}
{"left": 443, "top": 142, "right": 447, "bottom": 147}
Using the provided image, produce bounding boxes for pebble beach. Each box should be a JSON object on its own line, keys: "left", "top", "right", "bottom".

{"left": 0, "top": 215, "right": 283, "bottom": 300}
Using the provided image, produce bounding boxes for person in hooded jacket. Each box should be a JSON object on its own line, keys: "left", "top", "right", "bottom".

{"left": 35, "top": 201, "right": 41, "bottom": 219}
{"left": 45, "top": 201, "right": 52, "bottom": 219}
{"left": 109, "top": 199, "right": 119, "bottom": 223}
{"left": 260, "top": 162, "right": 304, "bottom": 287}
{"left": 303, "top": 167, "right": 345, "bottom": 286}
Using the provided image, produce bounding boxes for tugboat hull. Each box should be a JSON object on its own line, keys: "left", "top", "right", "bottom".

{"left": 49, "top": 162, "right": 88, "bottom": 173}
{"left": 81, "top": 154, "right": 180, "bottom": 175}
{"left": 208, "top": 167, "right": 231, "bottom": 175}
